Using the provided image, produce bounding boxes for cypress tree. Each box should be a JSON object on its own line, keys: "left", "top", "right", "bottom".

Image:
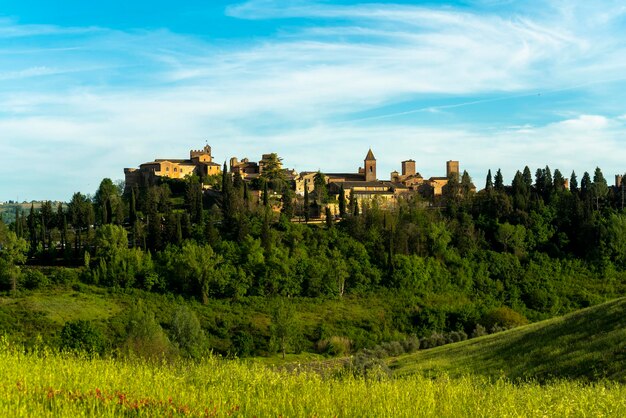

{"left": 221, "top": 162, "right": 232, "bottom": 218}
{"left": 14, "top": 207, "right": 21, "bottom": 238}
{"left": 592, "top": 167, "right": 608, "bottom": 210}
{"left": 535, "top": 168, "right": 545, "bottom": 197}
{"left": 28, "top": 203, "right": 37, "bottom": 253}
{"left": 485, "top": 169, "right": 493, "bottom": 191}
{"left": 494, "top": 169, "right": 504, "bottom": 192}
{"left": 523, "top": 166, "right": 533, "bottom": 189}
{"left": 263, "top": 180, "right": 269, "bottom": 206}
{"left": 338, "top": 185, "right": 346, "bottom": 217}
{"left": 581, "top": 172, "right": 591, "bottom": 200}
{"left": 176, "top": 215, "right": 183, "bottom": 245}
{"left": 130, "top": 187, "right": 137, "bottom": 226}
{"left": 553, "top": 169, "right": 565, "bottom": 192}
{"left": 101, "top": 200, "right": 108, "bottom": 225}
{"left": 303, "top": 180, "right": 310, "bottom": 223}
{"left": 243, "top": 181, "right": 250, "bottom": 211}
{"left": 325, "top": 206, "right": 333, "bottom": 228}
{"left": 570, "top": 171, "right": 578, "bottom": 193}
{"left": 62, "top": 215, "right": 69, "bottom": 255}
{"left": 281, "top": 189, "right": 294, "bottom": 219}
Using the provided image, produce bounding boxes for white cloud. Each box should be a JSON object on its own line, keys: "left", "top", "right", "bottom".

{"left": 1, "top": 1, "right": 626, "bottom": 199}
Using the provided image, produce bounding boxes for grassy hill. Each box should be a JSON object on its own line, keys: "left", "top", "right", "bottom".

{"left": 390, "top": 297, "right": 626, "bottom": 382}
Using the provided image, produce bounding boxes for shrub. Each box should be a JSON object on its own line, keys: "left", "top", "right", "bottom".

{"left": 401, "top": 335, "right": 420, "bottom": 353}
{"left": 481, "top": 307, "right": 529, "bottom": 331}
{"left": 317, "top": 336, "right": 352, "bottom": 356}
{"left": 52, "top": 268, "right": 79, "bottom": 285}
{"left": 22, "top": 269, "right": 49, "bottom": 290}
{"left": 232, "top": 330, "right": 255, "bottom": 357}
{"left": 381, "top": 341, "right": 404, "bottom": 357}
{"left": 447, "top": 330, "right": 468, "bottom": 343}
{"left": 344, "top": 352, "right": 391, "bottom": 380}
{"left": 59, "top": 320, "right": 106, "bottom": 355}
{"left": 169, "top": 305, "right": 206, "bottom": 359}
{"left": 471, "top": 324, "right": 488, "bottom": 338}
{"left": 328, "top": 336, "right": 352, "bottom": 356}
{"left": 124, "top": 300, "right": 173, "bottom": 360}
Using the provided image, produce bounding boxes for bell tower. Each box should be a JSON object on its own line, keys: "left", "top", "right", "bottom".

{"left": 364, "top": 149, "right": 377, "bottom": 182}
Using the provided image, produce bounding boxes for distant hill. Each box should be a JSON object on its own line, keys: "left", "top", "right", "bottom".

{"left": 390, "top": 297, "right": 626, "bottom": 382}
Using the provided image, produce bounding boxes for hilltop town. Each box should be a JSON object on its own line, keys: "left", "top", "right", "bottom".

{"left": 124, "top": 144, "right": 476, "bottom": 217}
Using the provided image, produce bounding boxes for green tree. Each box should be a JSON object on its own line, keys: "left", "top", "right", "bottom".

{"left": 553, "top": 169, "right": 566, "bottom": 192}
{"left": 570, "top": 171, "right": 578, "bottom": 193}
{"left": 170, "top": 305, "right": 206, "bottom": 359}
{"left": 338, "top": 185, "right": 347, "bottom": 217}
{"left": 313, "top": 171, "right": 328, "bottom": 204}
{"left": 260, "top": 153, "right": 285, "bottom": 187}
{"left": 494, "top": 169, "right": 504, "bottom": 192}
{"left": 522, "top": 166, "right": 533, "bottom": 190}
{"left": 592, "top": 167, "right": 608, "bottom": 210}
{"left": 95, "top": 178, "right": 123, "bottom": 225}
{"left": 325, "top": 206, "right": 333, "bottom": 228}
{"left": 485, "top": 169, "right": 493, "bottom": 191}
{"left": 495, "top": 222, "right": 527, "bottom": 257}
{"left": 270, "top": 299, "right": 299, "bottom": 359}
{"left": 178, "top": 241, "right": 224, "bottom": 304}
{"left": 0, "top": 223, "right": 29, "bottom": 293}
{"left": 124, "top": 300, "right": 172, "bottom": 359}
{"left": 303, "top": 181, "right": 310, "bottom": 223}
{"left": 60, "top": 320, "right": 106, "bottom": 355}
{"left": 460, "top": 170, "right": 473, "bottom": 198}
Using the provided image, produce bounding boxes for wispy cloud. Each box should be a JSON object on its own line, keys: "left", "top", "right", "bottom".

{"left": 1, "top": 1, "right": 626, "bottom": 200}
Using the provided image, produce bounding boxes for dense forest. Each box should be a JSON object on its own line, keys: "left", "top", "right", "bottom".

{"left": 1, "top": 164, "right": 626, "bottom": 358}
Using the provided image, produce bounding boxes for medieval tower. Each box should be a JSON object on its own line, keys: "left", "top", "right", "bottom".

{"left": 365, "top": 149, "right": 377, "bottom": 182}
{"left": 446, "top": 160, "right": 460, "bottom": 180}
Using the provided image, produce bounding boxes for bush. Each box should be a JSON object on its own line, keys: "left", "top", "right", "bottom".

{"left": 421, "top": 332, "right": 446, "bottom": 349}
{"left": 481, "top": 307, "right": 529, "bottom": 331}
{"left": 52, "top": 268, "right": 79, "bottom": 285}
{"left": 60, "top": 320, "right": 107, "bottom": 355}
{"left": 401, "top": 335, "right": 420, "bottom": 353}
{"left": 381, "top": 341, "right": 404, "bottom": 357}
{"left": 447, "top": 330, "right": 468, "bottom": 343}
{"left": 169, "top": 305, "right": 206, "bottom": 359}
{"left": 344, "top": 352, "right": 391, "bottom": 380}
{"left": 317, "top": 336, "right": 352, "bottom": 356}
{"left": 232, "top": 330, "right": 255, "bottom": 357}
{"left": 471, "top": 324, "right": 488, "bottom": 338}
{"left": 124, "top": 300, "right": 174, "bottom": 359}
{"left": 22, "top": 269, "right": 50, "bottom": 290}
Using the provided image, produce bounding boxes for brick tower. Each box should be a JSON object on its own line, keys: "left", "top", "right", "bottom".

{"left": 364, "top": 149, "right": 377, "bottom": 182}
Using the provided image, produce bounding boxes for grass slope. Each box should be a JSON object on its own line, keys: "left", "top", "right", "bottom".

{"left": 390, "top": 297, "right": 626, "bottom": 382}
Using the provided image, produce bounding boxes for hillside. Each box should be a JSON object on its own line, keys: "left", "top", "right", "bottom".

{"left": 390, "top": 297, "right": 626, "bottom": 382}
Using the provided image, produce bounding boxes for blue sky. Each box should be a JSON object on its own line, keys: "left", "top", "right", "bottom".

{"left": 2, "top": 0, "right": 626, "bottom": 201}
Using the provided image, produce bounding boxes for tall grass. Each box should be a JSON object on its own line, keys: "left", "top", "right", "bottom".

{"left": 2, "top": 340, "right": 625, "bottom": 417}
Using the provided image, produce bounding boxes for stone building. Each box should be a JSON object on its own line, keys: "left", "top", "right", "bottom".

{"left": 230, "top": 153, "right": 297, "bottom": 181}
{"left": 124, "top": 145, "right": 221, "bottom": 191}
{"left": 389, "top": 159, "right": 463, "bottom": 197}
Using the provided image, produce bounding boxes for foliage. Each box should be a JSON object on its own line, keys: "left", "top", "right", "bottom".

{"left": 59, "top": 320, "right": 107, "bottom": 355}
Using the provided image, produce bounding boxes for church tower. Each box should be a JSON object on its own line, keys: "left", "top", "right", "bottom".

{"left": 364, "top": 148, "right": 377, "bottom": 182}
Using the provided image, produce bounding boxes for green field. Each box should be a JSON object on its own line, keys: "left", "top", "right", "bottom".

{"left": 3, "top": 298, "right": 626, "bottom": 416}
{"left": 2, "top": 343, "right": 626, "bottom": 417}
{"left": 390, "top": 297, "right": 626, "bottom": 382}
